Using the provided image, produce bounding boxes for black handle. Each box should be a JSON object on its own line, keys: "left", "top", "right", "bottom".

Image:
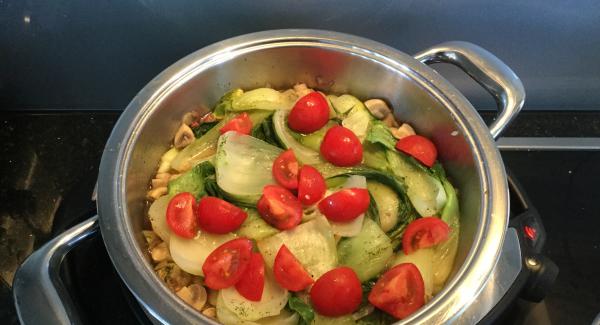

{"left": 480, "top": 171, "right": 558, "bottom": 324}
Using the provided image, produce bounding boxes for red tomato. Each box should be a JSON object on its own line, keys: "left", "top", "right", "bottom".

{"left": 310, "top": 267, "right": 362, "bottom": 317}
{"left": 320, "top": 126, "right": 363, "bottom": 166}
{"left": 235, "top": 253, "right": 265, "bottom": 301}
{"left": 317, "top": 188, "right": 370, "bottom": 222}
{"left": 166, "top": 192, "right": 198, "bottom": 238}
{"left": 202, "top": 238, "right": 253, "bottom": 290}
{"left": 273, "top": 245, "right": 314, "bottom": 292}
{"left": 256, "top": 185, "right": 302, "bottom": 230}
{"left": 220, "top": 112, "right": 253, "bottom": 135}
{"left": 272, "top": 149, "right": 299, "bottom": 190}
{"left": 287, "top": 92, "right": 330, "bottom": 133}
{"left": 297, "top": 165, "right": 326, "bottom": 205}
{"left": 395, "top": 135, "right": 438, "bottom": 168}
{"left": 196, "top": 196, "right": 247, "bottom": 234}
{"left": 368, "top": 263, "right": 425, "bottom": 319}
{"left": 402, "top": 217, "right": 450, "bottom": 255}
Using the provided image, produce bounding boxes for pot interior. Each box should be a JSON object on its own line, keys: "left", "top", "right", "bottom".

{"left": 121, "top": 42, "right": 484, "bottom": 321}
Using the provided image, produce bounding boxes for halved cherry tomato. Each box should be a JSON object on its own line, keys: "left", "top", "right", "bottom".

{"left": 256, "top": 185, "right": 302, "bottom": 230}
{"left": 310, "top": 267, "right": 362, "bottom": 317}
{"left": 166, "top": 192, "right": 198, "bottom": 238}
{"left": 235, "top": 253, "right": 265, "bottom": 301}
{"left": 395, "top": 135, "right": 438, "bottom": 168}
{"left": 368, "top": 263, "right": 425, "bottom": 320}
{"left": 272, "top": 149, "right": 299, "bottom": 190}
{"left": 297, "top": 165, "right": 326, "bottom": 205}
{"left": 287, "top": 92, "right": 330, "bottom": 133}
{"left": 317, "top": 188, "right": 370, "bottom": 222}
{"left": 220, "top": 112, "right": 253, "bottom": 135}
{"left": 196, "top": 196, "right": 247, "bottom": 234}
{"left": 273, "top": 245, "right": 314, "bottom": 292}
{"left": 320, "top": 126, "right": 363, "bottom": 166}
{"left": 202, "top": 238, "right": 253, "bottom": 290}
{"left": 402, "top": 217, "right": 450, "bottom": 255}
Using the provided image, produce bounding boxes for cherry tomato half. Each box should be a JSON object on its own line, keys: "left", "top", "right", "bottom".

{"left": 273, "top": 245, "right": 314, "bottom": 292}
{"left": 320, "top": 126, "right": 363, "bottom": 167}
{"left": 256, "top": 185, "right": 302, "bottom": 230}
{"left": 287, "top": 92, "right": 330, "bottom": 133}
{"left": 395, "top": 135, "right": 438, "bottom": 168}
{"left": 310, "top": 267, "right": 362, "bottom": 317}
{"left": 166, "top": 192, "right": 198, "bottom": 238}
{"left": 196, "top": 196, "right": 248, "bottom": 234}
{"left": 220, "top": 112, "right": 253, "bottom": 135}
{"left": 297, "top": 165, "right": 326, "bottom": 206}
{"left": 402, "top": 217, "right": 450, "bottom": 255}
{"left": 318, "top": 188, "right": 370, "bottom": 222}
{"left": 368, "top": 263, "right": 425, "bottom": 320}
{"left": 235, "top": 253, "right": 265, "bottom": 301}
{"left": 272, "top": 149, "right": 299, "bottom": 190}
{"left": 202, "top": 238, "right": 253, "bottom": 290}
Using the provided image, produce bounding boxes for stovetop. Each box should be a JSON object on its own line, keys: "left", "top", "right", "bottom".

{"left": 1, "top": 110, "right": 600, "bottom": 324}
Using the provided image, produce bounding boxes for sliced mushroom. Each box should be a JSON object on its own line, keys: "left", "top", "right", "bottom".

{"left": 147, "top": 187, "right": 168, "bottom": 201}
{"left": 391, "top": 123, "right": 416, "bottom": 140}
{"left": 200, "top": 112, "right": 217, "bottom": 123}
{"left": 155, "top": 172, "right": 171, "bottom": 181}
{"left": 382, "top": 114, "right": 399, "bottom": 128}
{"left": 174, "top": 123, "right": 195, "bottom": 149}
{"left": 182, "top": 111, "right": 201, "bottom": 126}
{"left": 176, "top": 284, "right": 208, "bottom": 311}
{"left": 150, "top": 241, "right": 171, "bottom": 263}
{"left": 151, "top": 178, "right": 169, "bottom": 188}
{"left": 364, "top": 99, "right": 393, "bottom": 119}
{"left": 293, "top": 83, "right": 312, "bottom": 97}
{"left": 202, "top": 307, "right": 216, "bottom": 319}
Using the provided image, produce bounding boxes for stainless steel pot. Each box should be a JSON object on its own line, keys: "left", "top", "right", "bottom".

{"left": 13, "top": 30, "right": 525, "bottom": 324}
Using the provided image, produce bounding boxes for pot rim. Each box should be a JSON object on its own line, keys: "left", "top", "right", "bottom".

{"left": 98, "top": 29, "right": 509, "bottom": 324}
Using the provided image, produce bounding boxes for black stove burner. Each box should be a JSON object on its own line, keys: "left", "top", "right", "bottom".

{"left": 52, "top": 167, "right": 556, "bottom": 325}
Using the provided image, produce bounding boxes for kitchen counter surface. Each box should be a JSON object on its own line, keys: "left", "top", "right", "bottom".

{"left": 0, "top": 110, "right": 599, "bottom": 324}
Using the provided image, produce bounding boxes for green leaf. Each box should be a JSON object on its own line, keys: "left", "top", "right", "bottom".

{"left": 192, "top": 121, "right": 219, "bottom": 138}
{"left": 365, "top": 120, "right": 396, "bottom": 150}
{"left": 288, "top": 295, "right": 314, "bottom": 325}
{"left": 167, "top": 161, "right": 216, "bottom": 199}
{"left": 213, "top": 88, "right": 244, "bottom": 118}
{"left": 251, "top": 115, "right": 282, "bottom": 147}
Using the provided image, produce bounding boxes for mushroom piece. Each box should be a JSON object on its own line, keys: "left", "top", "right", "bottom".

{"left": 293, "top": 83, "right": 312, "bottom": 97}
{"left": 151, "top": 178, "right": 169, "bottom": 188}
{"left": 364, "top": 99, "right": 393, "bottom": 119}
{"left": 202, "top": 307, "right": 216, "bottom": 319}
{"left": 200, "top": 112, "right": 217, "bottom": 124}
{"left": 391, "top": 123, "right": 416, "bottom": 140}
{"left": 147, "top": 187, "right": 168, "bottom": 201}
{"left": 155, "top": 172, "right": 171, "bottom": 181}
{"left": 382, "top": 114, "right": 399, "bottom": 128}
{"left": 176, "top": 284, "right": 208, "bottom": 311}
{"left": 182, "top": 111, "right": 201, "bottom": 126}
{"left": 174, "top": 123, "right": 195, "bottom": 149}
{"left": 150, "top": 242, "right": 171, "bottom": 263}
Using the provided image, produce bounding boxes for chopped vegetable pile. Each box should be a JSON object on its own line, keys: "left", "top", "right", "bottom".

{"left": 144, "top": 84, "right": 461, "bottom": 324}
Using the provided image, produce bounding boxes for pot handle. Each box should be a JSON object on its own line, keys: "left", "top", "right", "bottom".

{"left": 12, "top": 216, "right": 99, "bottom": 325}
{"left": 414, "top": 41, "right": 525, "bottom": 140}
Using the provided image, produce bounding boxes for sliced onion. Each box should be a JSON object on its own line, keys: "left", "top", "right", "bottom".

{"left": 220, "top": 270, "right": 288, "bottom": 321}
{"left": 147, "top": 195, "right": 172, "bottom": 243}
{"left": 169, "top": 231, "right": 236, "bottom": 276}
